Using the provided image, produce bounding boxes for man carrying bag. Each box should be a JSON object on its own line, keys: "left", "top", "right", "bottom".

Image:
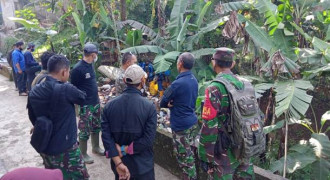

{"left": 27, "top": 55, "right": 89, "bottom": 180}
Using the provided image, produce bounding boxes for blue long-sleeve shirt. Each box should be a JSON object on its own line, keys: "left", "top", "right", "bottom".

{"left": 24, "top": 51, "right": 39, "bottom": 68}
{"left": 12, "top": 49, "right": 25, "bottom": 73}
{"left": 160, "top": 71, "right": 198, "bottom": 132}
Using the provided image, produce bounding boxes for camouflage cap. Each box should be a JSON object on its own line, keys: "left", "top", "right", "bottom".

{"left": 213, "top": 47, "right": 235, "bottom": 62}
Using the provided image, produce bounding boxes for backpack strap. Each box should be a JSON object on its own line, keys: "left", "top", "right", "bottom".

{"left": 49, "top": 83, "right": 62, "bottom": 119}
{"left": 36, "top": 74, "right": 48, "bottom": 85}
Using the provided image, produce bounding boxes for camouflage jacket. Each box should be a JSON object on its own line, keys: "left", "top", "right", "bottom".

{"left": 198, "top": 71, "right": 243, "bottom": 164}
{"left": 115, "top": 68, "right": 127, "bottom": 96}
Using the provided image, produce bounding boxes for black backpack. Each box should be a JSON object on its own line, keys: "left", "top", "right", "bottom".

{"left": 30, "top": 84, "right": 61, "bottom": 153}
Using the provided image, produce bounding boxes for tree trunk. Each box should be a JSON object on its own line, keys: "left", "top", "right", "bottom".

{"left": 157, "top": 0, "right": 166, "bottom": 36}
{"left": 120, "top": 0, "right": 126, "bottom": 21}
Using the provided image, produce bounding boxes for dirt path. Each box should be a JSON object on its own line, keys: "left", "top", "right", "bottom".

{"left": 0, "top": 75, "right": 178, "bottom": 180}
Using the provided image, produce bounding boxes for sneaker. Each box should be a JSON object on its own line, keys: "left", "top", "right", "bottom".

{"left": 19, "top": 92, "right": 28, "bottom": 96}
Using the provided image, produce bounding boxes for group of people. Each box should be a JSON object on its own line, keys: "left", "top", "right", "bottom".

{"left": 2, "top": 41, "right": 264, "bottom": 180}
{"left": 7, "top": 41, "right": 42, "bottom": 96}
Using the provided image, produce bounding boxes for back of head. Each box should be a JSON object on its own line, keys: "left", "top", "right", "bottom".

{"left": 15, "top": 41, "right": 24, "bottom": 48}
{"left": 122, "top": 52, "right": 134, "bottom": 65}
{"left": 47, "top": 55, "right": 70, "bottom": 74}
{"left": 41, "top": 51, "right": 56, "bottom": 70}
{"left": 178, "top": 52, "right": 195, "bottom": 70}
{"left": 27, "top": 43, "right": 35, "bottom": 50}
{"left": 213, "top": 47, "right": 235, "bottom": 68}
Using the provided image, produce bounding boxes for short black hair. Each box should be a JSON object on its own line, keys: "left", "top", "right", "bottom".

{"left": 15, "top": 41, "right": 24, "bottom": 47}
{"left": 47, "top": 55, "right": 70, "bottom": 74}
{"left": 41, "top": 51, "right": 56, "bottom": 70}
{"left": 178, "top": 52, "right": 195, "bottom": 70}
{"left": 215, "top": 60, "right": 233, "bottom": 68}
{"left": 122, "top": 52, "right": 134, "bottom": 65}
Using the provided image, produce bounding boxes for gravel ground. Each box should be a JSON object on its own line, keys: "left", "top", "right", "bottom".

{"left": 0, "top": 75, "right": 178, "bottom": 180}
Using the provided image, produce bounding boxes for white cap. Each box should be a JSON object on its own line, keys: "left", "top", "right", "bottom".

{"left": 124, "top": 64, "right": 147, "bottom": 84}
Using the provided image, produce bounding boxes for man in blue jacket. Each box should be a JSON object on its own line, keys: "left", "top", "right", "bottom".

{"left": 12, "top": 41, "right": 27, "bottom": 96}
{"left": 102, "top": 64, "right": 157, "bottom": 180}
{"left": 24, "top": 43, "right": 41, "bottom": 91}
{"left": 160, "top": 52, "right": 199, "bottom": 180}
{"left": 27, "top": 55, "right": 89, "bottom": 179}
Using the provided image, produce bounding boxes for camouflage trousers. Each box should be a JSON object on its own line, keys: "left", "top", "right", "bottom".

{"left": 209, "top": 149, "right": 255, "bottom": 180}
{"left": 172, "top": 124, "right": 198, "bottom": 180}
{"left": 40, "top": 144, "right": 89, "bottom": 180}
{"left": 78, "top": 104, "right": 101, "bottom": 140}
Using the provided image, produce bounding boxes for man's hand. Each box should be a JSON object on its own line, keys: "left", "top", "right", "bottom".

{"left": 167, "top": 100, "right": 174, "bottom": 108}
{"left": 18, "top": 69, "right": 23, "bottom": 74}
{"left": 116, "top": 144, "right": 123, "bottom": 158}
{"left": 116, "top": 163, "right": 130, "bottom": 180}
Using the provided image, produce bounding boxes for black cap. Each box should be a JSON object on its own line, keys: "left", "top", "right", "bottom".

{"left": 83, "top": 43, "right": 100, "bottom": 54}
{"left": 27, "top": 43, "right": 35, "bottom": 49}
{"left": 15, "top": 41, "right": 24, "bottom": 47}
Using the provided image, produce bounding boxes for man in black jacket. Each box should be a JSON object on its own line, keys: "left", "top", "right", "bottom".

{"left": 27, "top": 55, "right": 89, "bottom": 180}
{"left": 101, "top": 64, "right": 157, "bottom": 180}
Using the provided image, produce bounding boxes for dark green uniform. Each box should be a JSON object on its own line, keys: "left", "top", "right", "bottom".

{"left": 41, "top": 144, "right": 89, "bottom": 180}
{"left": 198, "top": 72, "right": 255, "bottom": 180}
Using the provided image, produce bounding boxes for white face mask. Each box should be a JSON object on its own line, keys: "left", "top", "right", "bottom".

{"left": 94, "top": 55, "right": 98, "bottom": 63}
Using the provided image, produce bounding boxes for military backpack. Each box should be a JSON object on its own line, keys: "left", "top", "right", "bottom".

{"left": 213, "top": 75, "right": 266, "bottom": 160}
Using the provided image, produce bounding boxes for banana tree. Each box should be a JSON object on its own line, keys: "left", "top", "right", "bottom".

{"left": 120, "top": 0, "right": 226, "bottom": 76}
{"left": 269, "top": 111, "right": 330, "bottom": 179}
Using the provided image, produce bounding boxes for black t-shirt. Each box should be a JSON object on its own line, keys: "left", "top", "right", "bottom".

{"left": 70, "top": 60, "right": 99, "bottom": 106}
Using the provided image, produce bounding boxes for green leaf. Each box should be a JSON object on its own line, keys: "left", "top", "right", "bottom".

{"left": 310, "top": 133, "right": 330, "bottom": 180}
{"left": 99, "top": 2, "right": 114, "bottom": 28}
{"left": 185, "top": 17, "right": 228, "bottom": 51}
{"left": 120, "top": 45, "right": 167, "bottom": 55}
{"left": 290, "top": 22, "right": 312, "bottom": 41}
{"left": 217, "top": 1, "right": 252, "bottom": 14}
{"left": 177, "top": 15, "right": 192, "bottom": 50}
{"left": 191, "top": 48, "right": 215, "bottom": 60}
{"left": 8, "top": 17, "right": 41, "bottom": 30}
{"left": 117, "top": 20, "right": 158, "bottom": 39}
{"left": 254, "top": 83, "right": 274, "bottom": 98}
{"left": 196, "top": 1, "right": 212, "bottom": 28}
{"left": 76, "top": 0, "right": 86, "bottom": 15}
{"left": 238, "top": 14, "right": 275, "bottom": 52}
{"left": 255, "top": 0, "right": 280, "bottom": 35}
{"left": 325, "top": 25, "right": 330, "bottom": 41}
{"left": 275, "top": 80, "right": 314, "bottom": 119}
{"left": 126, "top": 30, "right": 143, "bottom": 46}
{"left": 303, "top": 63, "right": 330, "bottom": 79}
{"left": 263, "top": 120, "right": 284, "bottom": 134}
{"left": 167, "top": 0, "right": 189, "bottom": 39}
{"left": 72, "top": 12, "right": 86, "bottom": 46}
{"left": 321, "top": 111, "right": 330, "bottom": 127}
{"left": 270, "top": 150, "right": 316, "bottom": 174}
{"left": 312, "top": 37, "right": 330, "bottom": 52}
{"left": 153, "top": 51, "right": 181, "bottom": 73}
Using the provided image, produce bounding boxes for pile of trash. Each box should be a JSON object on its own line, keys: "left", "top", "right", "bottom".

{"left": 97, "top": 65, "right": 173, "bottom": 133}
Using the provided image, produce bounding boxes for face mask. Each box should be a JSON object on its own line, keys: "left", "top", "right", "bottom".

{"left": 19, "top": 47, "right": 23, "bottom": 51}
{"left": 94, "top": 55, "right": 98, "bottom": 63}
{"left": 31, "top": 48, "right": 35, "bottom": 52}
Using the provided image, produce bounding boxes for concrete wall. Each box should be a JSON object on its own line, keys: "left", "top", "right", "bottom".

{"left": 0, "top": 0, "right": 16, "bottom": 30}
{"left": 154, "top": 129, "right": 287, "bottom": 180}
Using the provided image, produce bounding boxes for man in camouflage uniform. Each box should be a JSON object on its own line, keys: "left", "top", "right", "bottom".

{"left": 40, "top": 143, "right": 89, "bottom": 179}
{"left": 115, "top": 52, "right": 137, "bottom": 96}
{"left": 198, "top": 48, "right": 255, "bottom": 180}
{"left": 71, "top": 43, "right": 104, "bottom": 164}
{"left": 27, "top": 55, "right": 89, "bottom": 179}
{"left": 160, "top": 53, "right": 199, "bottom": 180}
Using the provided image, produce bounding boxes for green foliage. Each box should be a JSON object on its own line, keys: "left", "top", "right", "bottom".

{"left": 121, "top": 45, "right": 167, "bottom": 54}
{"left": 126, "top": 30, "right": 143, "bottom": 46}
{"left": 274, "top": 80, "right": 314, "bottom": 119}
{"left": 255, "top": 0, "right": 282, "bottom": 35}
{"left": 15, "top": 8, "right": 39, "bottom": 24}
